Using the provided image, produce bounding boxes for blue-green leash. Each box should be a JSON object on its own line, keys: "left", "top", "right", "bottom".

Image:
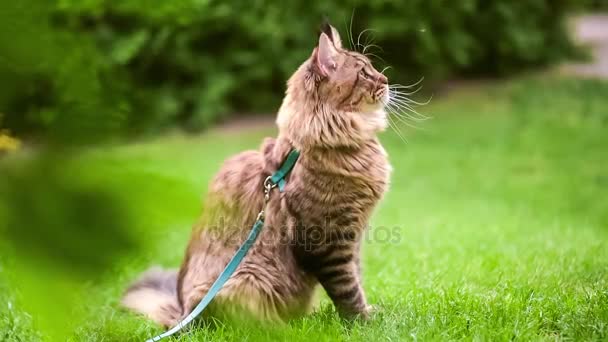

{"left": 145, "top": 149, "right": 300, "bottom": 342}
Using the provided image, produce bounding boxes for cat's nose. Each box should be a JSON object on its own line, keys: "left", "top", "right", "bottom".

{"left": 376, "top": 73, "right": 388, "bottom": 85}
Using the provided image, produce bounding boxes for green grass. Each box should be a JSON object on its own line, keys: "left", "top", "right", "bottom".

{"left": 2, "top": 75, "right": 608, "bottom": 341}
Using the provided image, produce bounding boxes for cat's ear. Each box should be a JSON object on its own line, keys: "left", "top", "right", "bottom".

{"left": 330, "top": 25, "right": 342, "bottom": 49}
{"left": 321, "top": 21, "right": 342, "bottom": 49}
{"left": 315, "top": 32, "right": 339, "bottom": 77}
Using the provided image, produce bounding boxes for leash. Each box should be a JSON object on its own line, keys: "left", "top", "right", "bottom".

{"left": 145, "top": 149, "right": 300, "bottom": 342}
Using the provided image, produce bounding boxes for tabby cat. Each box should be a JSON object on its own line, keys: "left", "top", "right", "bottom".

{"left": 122, "top": 22, "right": 391, "bottom": 327}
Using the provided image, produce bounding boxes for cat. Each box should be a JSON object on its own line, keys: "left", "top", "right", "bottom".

{"left": 122, "top": 22, "right": 391, "bottom": 327}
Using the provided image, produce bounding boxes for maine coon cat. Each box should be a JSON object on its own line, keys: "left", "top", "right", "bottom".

{"left": 122, "top": 22, "right": 392, "bottom": 327}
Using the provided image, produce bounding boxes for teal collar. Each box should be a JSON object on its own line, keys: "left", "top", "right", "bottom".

{"left": 267, "top": 149, "right": 300, "bottom": 192}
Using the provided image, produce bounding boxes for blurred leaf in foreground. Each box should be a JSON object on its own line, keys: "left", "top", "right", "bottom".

{"left": 0, "top": 151, "right": 139, "bottom": 339}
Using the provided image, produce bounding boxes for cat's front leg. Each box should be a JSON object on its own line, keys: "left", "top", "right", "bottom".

{"left": 294, "top": 216, "right": 371, "bottom": 319}
{"left": 317, "top": 254, "right": 370, "bottom": 319}
{"left": 298, "top": 236, "right": 370, "bottom": 319}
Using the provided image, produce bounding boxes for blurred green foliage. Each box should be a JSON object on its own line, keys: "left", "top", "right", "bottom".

{"left": 583, "top": 0, "right": 608, "bottom": 10}
{"left": 0, "top": 0, "right": 581, "bottom": 142}
{"left": 0, "top": 152, "right": 139, "bottom": 339}
{"left": 0, "top": 154, "right": 137, "bottom": 275}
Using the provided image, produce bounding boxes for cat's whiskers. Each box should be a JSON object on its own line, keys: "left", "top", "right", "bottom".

{"left": 389, "top": 85, "right": 424, "bottom": 96}
{"left": 388, "top": 96, "right": 431, "bottom": 121}
{"left": 380, "top": 66, "right": 392, "bottom": 75}
{"left": 386, "top": 111, "right": 408, "bottom": 143}
{"left": 356, "top": 28, "right": 377, "bottom": 52}
{"left": 391, "top": 92, "right": 433, "bottom": 107}
{"left": 388, "top": 102, "right": 426, "bottom": 122}
{"left": 357, "top": 29, "right": 387, "bottom": 64}
{"left": 362, "top": 43, "right": 383, "bottom": 55}
{"left": 381, "top": 96, "right": 412, "bottom": 142}
{"left": 392, "top": 115, "right": 424, "bottom": 131}
{"left": 390, "top": 110, "right": 428, "bottom": 130}
{"left": 361, "top": 30, "right": 383, "bottom": 55}
{"left": 363, "top": 52, "right": 387, "bottom": 65}
{"left": 386, "top": 102, "right": 425, "bottom": 128}
{"left": 380, "top": 81, "right": 433, "bottom": 140}
{"left": 346, "top": 9, "right": 356, "bottom": 50}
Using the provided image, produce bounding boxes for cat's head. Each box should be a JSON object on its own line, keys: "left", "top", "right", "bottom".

{"left": 311, "top": 23, "right": 389, "bottom": 115}
{"left": 277, "top": 22, "right": 389, "bottom": 149}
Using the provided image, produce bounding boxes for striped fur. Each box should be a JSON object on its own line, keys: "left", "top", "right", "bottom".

{"left": 122, "top": 23, "right": 391, "bottom": 326}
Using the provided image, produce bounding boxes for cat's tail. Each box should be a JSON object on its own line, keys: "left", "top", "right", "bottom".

{"left": 121, "top": 267, "right": 182, "bottom": 328}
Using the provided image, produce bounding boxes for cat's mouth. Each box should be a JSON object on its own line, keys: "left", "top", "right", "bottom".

{"left": 370, "top": 84, "right": 390, "bottom": 108}
{"left": 361, "top": 84, "right": 390, "bottom": 124}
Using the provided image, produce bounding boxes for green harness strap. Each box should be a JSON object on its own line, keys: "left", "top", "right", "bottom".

{"left": 269, "top": 149, "right": 300, "bottom": 192}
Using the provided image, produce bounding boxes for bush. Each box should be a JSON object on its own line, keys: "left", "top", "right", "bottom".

{"left": 583, "top": 0, "right": 608, "bottom": 10}
{"left": 0, "top": 0, "right": 581, "bottom": 142}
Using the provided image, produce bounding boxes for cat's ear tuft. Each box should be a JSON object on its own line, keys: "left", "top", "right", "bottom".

{"left": 320, "top": 20, "right": 342, "bottom": 49}
{"left": 329, "top": 25, "right": 342, "bottom": 49}
{"left": 315, "top": 32, "right": 338, "bottom": 77}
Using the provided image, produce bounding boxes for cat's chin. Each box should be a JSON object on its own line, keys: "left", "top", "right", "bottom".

{"left": 360, "top": 105, "right": 388, "bottom": 133}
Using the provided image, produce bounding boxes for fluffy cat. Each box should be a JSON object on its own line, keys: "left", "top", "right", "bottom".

{"left": 122, "top": 22, "right": 391, "bottom": 327}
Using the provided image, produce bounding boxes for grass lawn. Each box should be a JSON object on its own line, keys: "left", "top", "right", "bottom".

{"left": 1, "top": 75, "right": 607, "bottom": 341}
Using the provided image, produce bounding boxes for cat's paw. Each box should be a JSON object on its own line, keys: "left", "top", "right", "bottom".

{"left": 352, "top": 305, "right": 376, "bottom": 321}
{"left": 363, "top": 304, "right": 382, "bottom": 319}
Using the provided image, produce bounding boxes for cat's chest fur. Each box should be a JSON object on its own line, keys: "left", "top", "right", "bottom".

{"left": 282, "top": 139, "right": 391, "bottom": 231}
